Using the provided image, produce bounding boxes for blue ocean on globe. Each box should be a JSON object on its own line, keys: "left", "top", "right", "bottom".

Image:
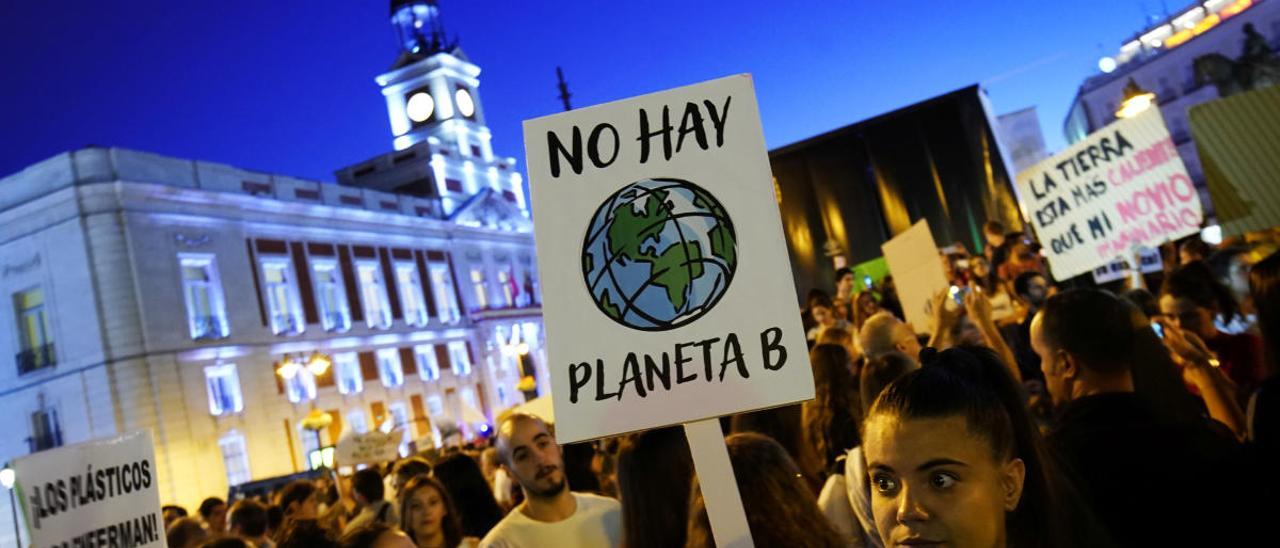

{"left": 581, "top": 178, "right": 737, "bottom": 331}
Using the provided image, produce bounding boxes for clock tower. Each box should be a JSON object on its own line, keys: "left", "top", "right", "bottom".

{"left": 379, "top": 0, "right": 490, "bottom": 159}
{"left": 337, "top": 0, "right": 526, "bottom": 219}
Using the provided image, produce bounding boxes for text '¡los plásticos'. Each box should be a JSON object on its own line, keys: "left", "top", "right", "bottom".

{"left": 567, "top": 326, "right": 788, "bottom": 403}
{"left": 26, "top": 459, "right": 154, "bottom": 530}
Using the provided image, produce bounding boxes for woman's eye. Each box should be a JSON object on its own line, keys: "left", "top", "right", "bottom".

{"left": 872, "top": 474, "right": 899, "bottom": 495}
{"left": 931, "top": 472, "right": 957, "bottom": 490}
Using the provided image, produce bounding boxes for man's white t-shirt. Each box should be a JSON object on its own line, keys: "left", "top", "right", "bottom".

{"left": 480, "top": 492, "right": 621, "bottom": 548}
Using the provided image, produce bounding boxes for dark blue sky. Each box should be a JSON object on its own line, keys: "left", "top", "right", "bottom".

{"left": 2, "top": 0, "right": 1167, "bottom": 182}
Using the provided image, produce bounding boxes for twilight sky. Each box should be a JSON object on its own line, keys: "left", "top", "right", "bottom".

{"left": 1, "top": 0, "right": 1169, "bottom": 181}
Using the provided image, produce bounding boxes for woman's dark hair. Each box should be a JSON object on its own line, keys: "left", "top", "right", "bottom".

{"left": 686, "top": 433, "right": 843, "bottom": 547}
{"left": 868, "top": 346, "right": 1109, "bottom": 548}
{"left": 969, "top": 256, "right": 999, "bottom": 294}
{"left": 199, "top": 497, "right": 225, "bottom": 519}
{"left": 616, "top": 427, "right": 695, "bottom": 548}
{"left": 393, "top": 456, "right": 432, "bottom": 487}
{"left": 166, "top": 517, "right": 208, "bottom": 548}
{"left": 729, "top": 404, "right": 822, "bottom": 492}
{"left": 274, "top": 518, "right": 338, "bottom": 548}
{"left": 803, "top": 344, "right": 860, "bottom": 469}
{"left": 432, "top": 453, "right": 504, "bottom": 538}
{"left": 337, "top": 522, "right": 397, "bottom": 548}
{"left": 275, "top": 480, "right": 316, "bottom": 518}
{"left": 398, "top": 476, "right": 463, "bottom": 548}
{"left": 808, "top": 290, "right": 834, "bottom": 310}
{"left": 562, "top": 441, "right": 601, "bottom": 493}
{"left": 1250, "top": 251, "right": 1280, "bottom": 377}
{"left": 1162, "top": 260, "right": 1242, "bottom": 323}
{"left": 1121, "top": 288, "right": 1159, "bottom": 319}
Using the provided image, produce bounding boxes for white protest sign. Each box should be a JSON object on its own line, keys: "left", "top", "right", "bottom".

{"left": 12, "top": 430, "right": 164, "bottom": 547}
{"left": 335, "top": 430, "right": 402, "bottom": 465}
{"left": 881, "top": 220, "right": 949, "bottom": 334}
{"left": 1091, "top": 246, "right": 1163, "bottom": 284}
{"left": 523, "top": 74, "right": 813, "bottom": 444}
{"left": 1017, "top": 109, "right": 1202, "bottom": 280}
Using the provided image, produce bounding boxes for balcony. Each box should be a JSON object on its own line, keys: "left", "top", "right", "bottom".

{"left": 16, "top": 343, "right": 56, "bottom": 375}
{"left": 322, "top": 312, "right": 351, "bottom": 332}
{"left": 28, "top": 429, "right": 62, "bottom": 453}
{"left": 192, "top": 315, "right": 228, "bottom": 340}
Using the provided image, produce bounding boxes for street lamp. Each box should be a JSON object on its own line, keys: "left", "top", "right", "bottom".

{"left": 1116, "top": 78, "right": 1157, "bottom": 119}
{"left": 2, "top": 465, "right": 19, "bottom": 546}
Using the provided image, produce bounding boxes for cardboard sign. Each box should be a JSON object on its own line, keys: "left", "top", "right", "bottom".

{"left": 1016, "top": 109, "right": 1202, "bottom": 280}
{"left": 334, "top": 430, "right": 401, "bottom": 465}
{"left": 12, "top": 431, "right": 164, "bottom": 547}
{"left": 1091, "top": 246, "right": 1163, "bottom": 284}
{"left": 881, "top": 220, "right": 949, "bottom": 334}
{"left": 523, "top": 74, "right": 813, "bottom": 443}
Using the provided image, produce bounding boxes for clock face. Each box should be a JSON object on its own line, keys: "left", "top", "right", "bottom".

{"left": 406, "top": 92, "right": 435, "bottom": 123}
{"left": 455, "top": 88, "right": 476, "bottom": 118}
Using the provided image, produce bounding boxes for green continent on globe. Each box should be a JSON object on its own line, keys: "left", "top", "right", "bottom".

{"left": 604, "top": 187, "right": 706, "bottom": 312}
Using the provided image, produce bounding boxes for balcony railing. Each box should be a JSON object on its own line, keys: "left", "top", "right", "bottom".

{"left": 27, "top": 423, "right": 63, "bottom": 453}
{"left": 16, "top": 343, "right": 56, "bottom": 375}
{"left": 192, "top": 315, "right": 228, "bottom": 340}
{"left": 323, "top": 312, "right": 351, "bottom": 332}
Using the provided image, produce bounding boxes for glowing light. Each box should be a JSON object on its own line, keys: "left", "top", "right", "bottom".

{"left": 394, "top": 135, "right": 413, "bottom": 151}
{"left": 1201, "top": 225, "right": 1223, "bottom": 245}
{"left": 1116, "top": 79, "right": 1157, "bottom": 119}
{"left": 1219, "top": 0, "right": 1252, "bottom": 18}
{"left": 406, "top": 92, "right": 435, "bottom": 122}
{"left": 1098, "top": 57, "right": 1117, "bottom": 73}
{"left": 455, "top": 88, "right": 476, "bottom": 118}
{"left": 276, "top": 358, "right": 301, "bottom": 380}
{"left": 306, "top": 352, "right": 332, "bottom": 376}
{"left": 0, "top": 467, "right": 14, "bottom": 489}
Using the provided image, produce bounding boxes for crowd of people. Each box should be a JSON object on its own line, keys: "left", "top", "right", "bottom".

{"left": 161, "top": 221, "right": 1280, "bottom": 547}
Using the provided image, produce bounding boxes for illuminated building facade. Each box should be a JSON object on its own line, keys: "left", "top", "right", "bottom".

{"left": 1063, "top": 0, "right": 1280, "bottom": 218}
{"left": 0, "top": 1, "right": 542, "bottom": 535}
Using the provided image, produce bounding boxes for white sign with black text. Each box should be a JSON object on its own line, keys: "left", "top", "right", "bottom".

{"left": 12, "top": 430, "right": 164, "bottom": 548}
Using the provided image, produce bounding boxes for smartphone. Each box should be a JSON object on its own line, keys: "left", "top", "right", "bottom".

{"left": 863, "top": 275, "right": 873, "bottom": 289}
{"left": 1151, "top": 322, "right": 1165, "bottom": 339}
{"left": 950, "top": 285, "right": 964, "bottom": 305}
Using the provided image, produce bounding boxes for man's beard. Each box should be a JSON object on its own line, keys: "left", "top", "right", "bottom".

{"left": 524, "top": 467, "right": 568, "bottom": 499}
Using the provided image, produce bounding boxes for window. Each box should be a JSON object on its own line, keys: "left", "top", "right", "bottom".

{"left": 335, "top": 352, "right": 362, "bottom": 395}
{"left": 427, "top": 395, "right": 445, "bottom": 416}
{"left": 497, "top": 268, "right": 515, "bottom": 307}
{"left": 388, "top": 402, "right": 411, "bottom": 457}
{"left": 396, "top": 263, "right": 428, "bottom": 326}
{"left": 428, "top": 263, "right": 461, "bottom": 324}
{"left": 204, "top": 364, "right": 244, "bottom": 415}
{"left": 300, "top": 424, "right": 321, "bottom": 458}
{"left": 29, "top": 407, "right": 62, "bottom": 452}
{"left": 14, "top": 287, "right": 55, "bottom": 374}
{"left": 358, "top": 263, "right": 392, "bottom": 329}
{"left": 218, "top": 432, "right": 252, "bottom": 487}
{"left": 448, "top": 341, "right": 472, "bottom": 376}
{"left": 377, "top": 348, "right": 404, "bottom": 388}
{"left": 284, "top": 368, "right": 317, "bottom": 403}
{"left": 415, "top": 344, "right": 440, "bottom": 381}
{"left": 347, "top": 410, "right": 368, "bottom": 435}
{"left": 470, "top": 268, "right": 489, "bottom": 310}
{"left": 262, "top": 260, "right": 304, "bottom": 335}
{"left": 179, "top": 255, "right": 229, "bottom": 340}
{"left": 312, "top": 260, "right": 350, "bottom": 332}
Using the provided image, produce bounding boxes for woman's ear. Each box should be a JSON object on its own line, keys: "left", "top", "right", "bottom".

{"left": 1001, "top": 458, "right": 1026, "bottom": 512}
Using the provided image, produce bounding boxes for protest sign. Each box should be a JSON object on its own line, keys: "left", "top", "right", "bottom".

{"left": 12, "top": 430, "right": 164, "bottom": 547}
{"left": 523, "top": 74, "right": 813, "bottom": 443}
{"left": 1016, "top": 109, "right": 1201, "bottom": 280}
{"left": 1091, "top": 246, "right": 1163, "bottom": 284}
{"left": 525, "top": 74, "right": 812, "bottom": 547}
{"left": 334, "top": 430, "right": 401, "bottom": 466}
{"left": 881, "top": 220, "right": 949, "bottom": 334}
